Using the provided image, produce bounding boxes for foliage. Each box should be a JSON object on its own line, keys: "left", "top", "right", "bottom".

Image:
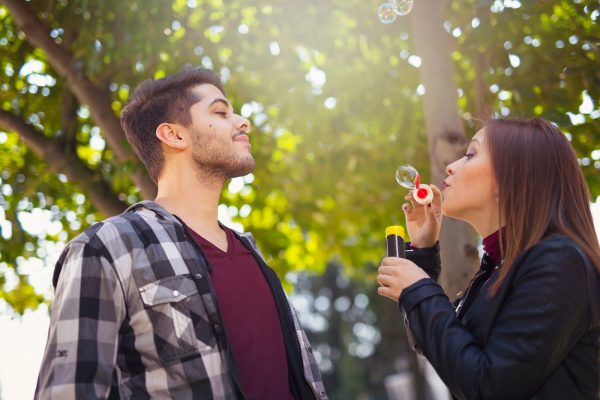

{"left": 0, "top": 1, "right": 598, "bottom": 395}
{"left": 450, "top": 0, "right": 600, "bottom": 195}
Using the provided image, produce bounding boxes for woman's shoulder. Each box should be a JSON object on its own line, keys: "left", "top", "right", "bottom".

{"left": 534, "top": 232, "right": 588, "bottom": 253}
{"left": 516, "top": 233, "right": 596, "bottom": 280}
{"left": 506, "top": 235, "right": 599, "bottom": 320}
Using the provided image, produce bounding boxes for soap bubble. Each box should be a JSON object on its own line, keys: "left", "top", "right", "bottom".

{"left": 378, "top": 2, "right": 398, "bottom": 24}
{"left": 395, "top": 164, "right": 418, "bottom": 189}
{"left": 393, "top": 0, "right": 414, "bottom": 16}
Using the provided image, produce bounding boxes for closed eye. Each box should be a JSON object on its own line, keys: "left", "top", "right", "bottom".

{"left": 215, "top": 111, "right": 228, "bottom": 117}
{"left": 464, "top": 152, "right": 475, "bottom": 159}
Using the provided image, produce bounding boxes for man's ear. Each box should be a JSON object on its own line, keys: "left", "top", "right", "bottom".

{"left": 156, "top": 123, "right": 187, "bottom": 150}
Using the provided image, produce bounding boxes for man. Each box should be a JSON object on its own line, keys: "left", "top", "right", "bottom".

{"left": 35, "top": 66, "right": 327, "bottom": 399}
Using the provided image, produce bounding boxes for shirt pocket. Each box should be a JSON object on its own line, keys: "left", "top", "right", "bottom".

{"left": 139, "top": 274, "right": 216, "bottom": 364}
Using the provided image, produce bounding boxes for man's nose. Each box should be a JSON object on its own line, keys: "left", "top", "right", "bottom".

{"left": 235, "top": 115, "right": 251, "bottom": 133}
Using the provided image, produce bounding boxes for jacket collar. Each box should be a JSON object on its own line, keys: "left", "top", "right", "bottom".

{"left": 125, "top": 200, "right": 183, "bottom": 224}
{"left": 126, "top": 201, "right": 266, "bottom": 261}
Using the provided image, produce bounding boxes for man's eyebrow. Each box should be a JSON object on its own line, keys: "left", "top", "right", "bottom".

{"left": 209, "top": 98, "right": 231, "bottom": 109}
{"left": 187, "top": 93, "right": 203, "bottom": 107}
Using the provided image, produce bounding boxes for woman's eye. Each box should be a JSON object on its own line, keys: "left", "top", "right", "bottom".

{"left": 464, "top": 152, "right": 475, "bottom": 159}
{"left": 216, "top": 111, "right": 228, "bottom": 117}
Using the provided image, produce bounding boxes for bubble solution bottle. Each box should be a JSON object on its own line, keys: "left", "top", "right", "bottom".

{"left": 385, "top": 225, "right": 405, "bottom": 258}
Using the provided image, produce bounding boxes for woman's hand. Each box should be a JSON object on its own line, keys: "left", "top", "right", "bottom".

{"left": 376, "top": 257, "right": 430, "bottom": 301}
{"left": 403, "top": 184, "right": 443, "bottom": 248}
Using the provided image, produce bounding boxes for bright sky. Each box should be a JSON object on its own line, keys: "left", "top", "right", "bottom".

{"left": 1, "top": 202, "right": 600, "bottom": 399}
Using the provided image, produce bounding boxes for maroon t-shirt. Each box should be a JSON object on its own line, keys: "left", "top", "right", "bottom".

{"left": 188, "top": 227, "right": 295, "bottom": 400}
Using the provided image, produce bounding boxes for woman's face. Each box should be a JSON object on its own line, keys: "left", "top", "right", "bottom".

{"left": 442, "top": 128, "right": 499, "bottom": 235}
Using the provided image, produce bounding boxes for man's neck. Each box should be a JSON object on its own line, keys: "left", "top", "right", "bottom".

{"left": 154, "top": 173, "right": 224, "bottom": 239}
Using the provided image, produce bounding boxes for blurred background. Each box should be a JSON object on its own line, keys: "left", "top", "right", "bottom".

{"left": 0, "top": 0, "right": 598, "bottom": 398}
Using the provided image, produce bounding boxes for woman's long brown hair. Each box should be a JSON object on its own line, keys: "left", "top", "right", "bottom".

{"left": 485, "top": 118, "right": 600, "bottom": 294}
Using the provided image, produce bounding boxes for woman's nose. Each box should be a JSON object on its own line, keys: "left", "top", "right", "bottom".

{"left": 446, "top": 163, "right": 456, "bottom": 176}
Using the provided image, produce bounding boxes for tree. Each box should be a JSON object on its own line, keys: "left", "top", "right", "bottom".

{"left": 0, "top": 0, "right": 431, "bottom": 312}
{"left": 410, "top": 0, "right": 480, "bottom": 299}
{"left": 0, "top": 0, "right": 598, "bottom": 397}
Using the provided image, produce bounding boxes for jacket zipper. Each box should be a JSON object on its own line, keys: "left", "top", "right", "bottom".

{"left": 455, "top": 256, "right": 498, "bottom": 318}
{"left": 455, "top": 269, "right": 488, "bottom": 318}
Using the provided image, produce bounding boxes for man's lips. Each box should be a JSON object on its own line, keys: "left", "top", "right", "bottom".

{"left": 233, "top": 132, "right": 250, "bottom": 144}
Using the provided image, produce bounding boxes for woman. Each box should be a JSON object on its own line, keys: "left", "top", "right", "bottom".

{"left": 376, "top": 118, "right": 600, "bottom": 399}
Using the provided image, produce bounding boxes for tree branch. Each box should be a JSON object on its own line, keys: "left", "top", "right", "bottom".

{"left": 60, "top": 88, "right": 78, "bottom": 151}
{"left": 2, "top": 0, "right": 157, "bottom": 199}
{"left": 0, "top": 109, "right": 128, "bottom": 217}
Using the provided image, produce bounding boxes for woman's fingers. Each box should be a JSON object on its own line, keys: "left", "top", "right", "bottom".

{"left": 381, "top": 257, "right": 405, "bottom": 267}
{"left": 376, "top": 274, "right": 394, "bottom": 287}
{"left": 427, "top": 184, "right": 443, "bottom": 220}
{"left": 377, "top": 285, "right": 396, "bottom": 301}
{"left": 376, "top": 259, "right": 429, "bottom": 302}
{"left": 404, "top": 194, "right": 416, "bottom": 210}
{"left": 406, "top": 194, "right": 418, "bottom": 210}
{"left": 430, "top": 184, "right": 443, "bottom": 207}
{"left": 377, "top": 286, "right": 394, "bottom": 300}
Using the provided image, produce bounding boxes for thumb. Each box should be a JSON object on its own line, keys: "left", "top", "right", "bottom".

{"left": 430, "top": 184, "right": 443, "bottom": 207}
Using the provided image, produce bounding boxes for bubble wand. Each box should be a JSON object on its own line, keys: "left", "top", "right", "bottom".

{"left": 395, "top": 164, "right": 433, "bottom": 205}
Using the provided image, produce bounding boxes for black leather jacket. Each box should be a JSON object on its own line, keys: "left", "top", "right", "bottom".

{"left": 401, "top": 234, "right": 600, "bottom": 400}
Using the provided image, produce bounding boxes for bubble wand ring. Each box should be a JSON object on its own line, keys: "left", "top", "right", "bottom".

{"left": 395, "top": 164, "right": 434, "bottom": 205}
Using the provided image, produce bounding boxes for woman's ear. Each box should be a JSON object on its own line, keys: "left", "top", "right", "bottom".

{"left": 156, "top": 123, "right": 187, "bottom": 150}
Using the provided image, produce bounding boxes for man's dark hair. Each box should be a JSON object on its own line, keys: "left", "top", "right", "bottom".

{"left": 121, "top": 66, "right": 224, "bottom": 182}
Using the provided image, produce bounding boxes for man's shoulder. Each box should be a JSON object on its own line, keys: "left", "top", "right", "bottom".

{"left": 68, "top": 210, "right": 147, "bottom": 246}
{"left": 69, "top": 201, "right": 175, "bottom": 247}
{"left": 52, "top": 205, "right": 176, "bottom": 287}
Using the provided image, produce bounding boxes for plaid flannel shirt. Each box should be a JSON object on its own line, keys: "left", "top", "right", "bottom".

{"left": 35, "top": 201, "right": 327, "bottom": 399}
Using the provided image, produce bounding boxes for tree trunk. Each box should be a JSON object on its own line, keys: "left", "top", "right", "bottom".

{"left": 410, "top": 0, "right": 480, "bottom": 300}
{"left": 3, "top": 0, "right": 157, "bottom": 200}
{"left": 0, "top": 110, "right": 127, "bottom": 217}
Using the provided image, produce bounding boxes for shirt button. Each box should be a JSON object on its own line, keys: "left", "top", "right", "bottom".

{"left": 195, "top": 273, "right": 202, "bottom": 279}
{"left": 172, "top": 290, "right": 180, "bottom": 297}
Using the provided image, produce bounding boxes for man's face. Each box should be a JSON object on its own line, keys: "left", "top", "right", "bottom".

{"left": 186, "top": 84, "right": 254, "bottom": 179}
